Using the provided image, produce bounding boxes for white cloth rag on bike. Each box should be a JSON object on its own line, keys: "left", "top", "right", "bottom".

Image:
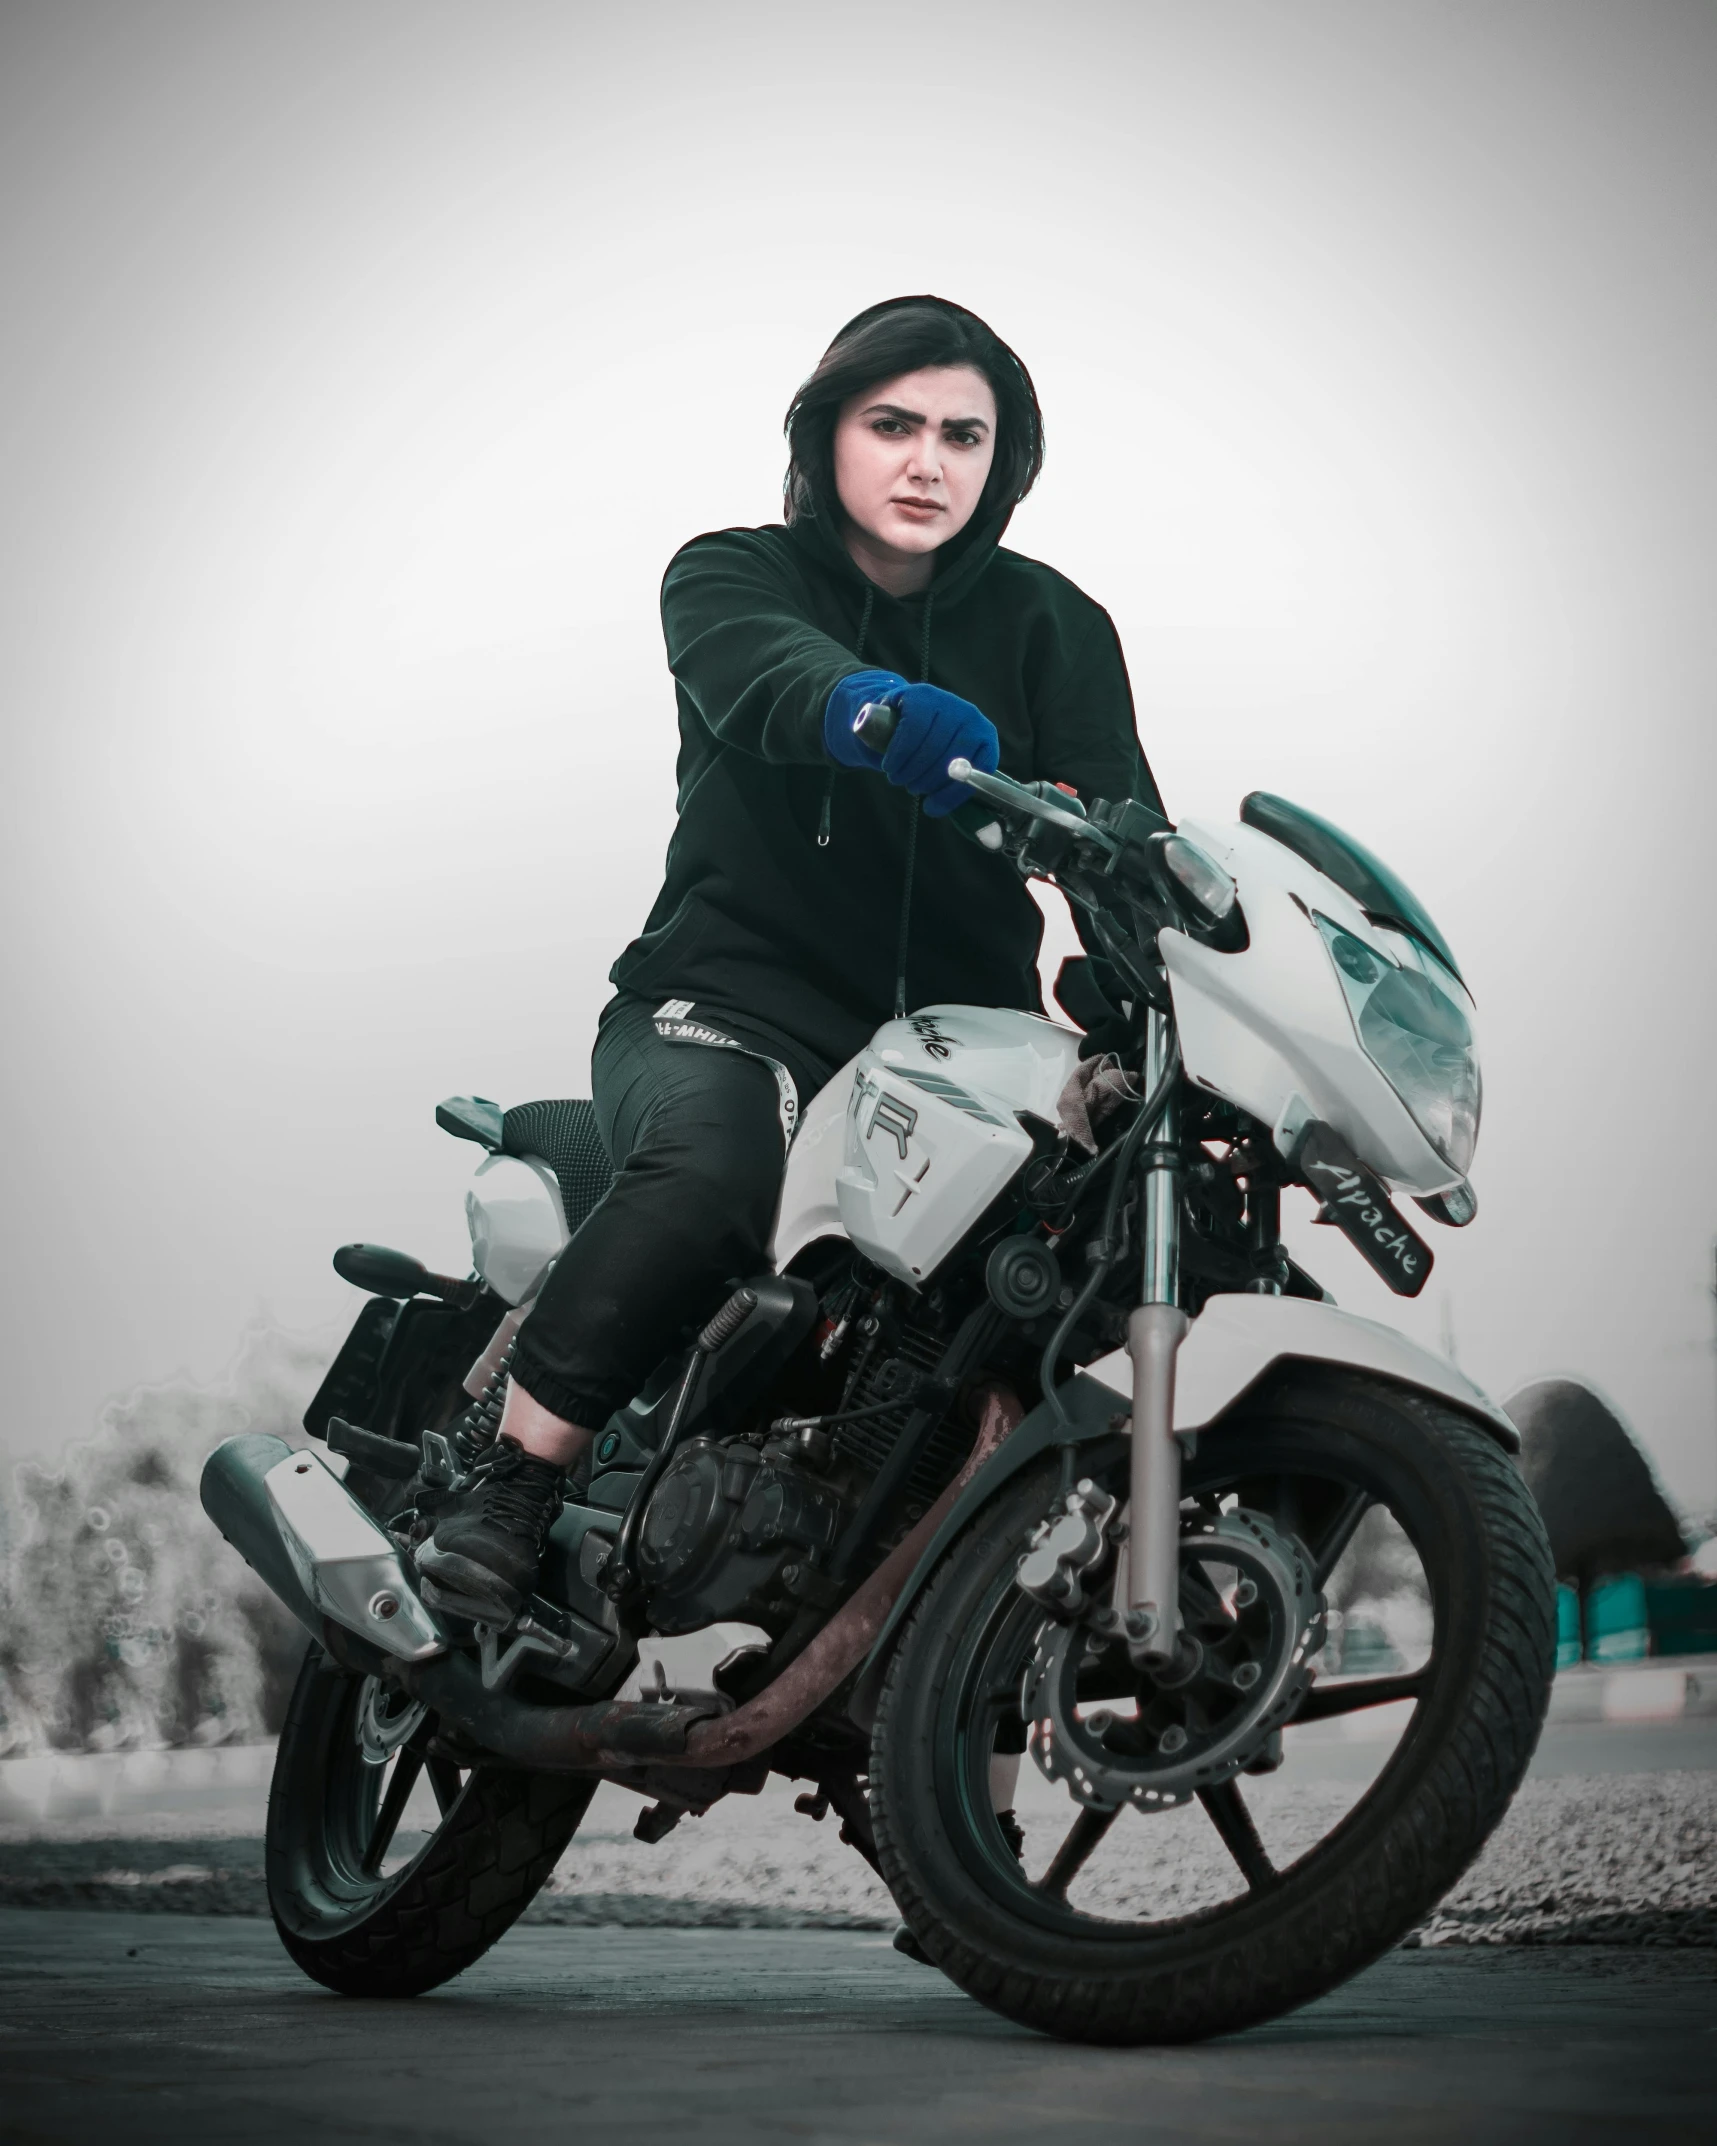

{"left": 1056, "top": 1053, "right": 1142, "bottom": 1154}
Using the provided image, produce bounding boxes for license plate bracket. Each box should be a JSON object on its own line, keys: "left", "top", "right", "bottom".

{"left": 1296, "top": 1123, "right": 1434, "bottom": 1298}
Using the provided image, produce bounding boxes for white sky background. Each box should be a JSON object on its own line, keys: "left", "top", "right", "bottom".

{"left": 1, "top": 1, "right": 1714, "bottom": 1510}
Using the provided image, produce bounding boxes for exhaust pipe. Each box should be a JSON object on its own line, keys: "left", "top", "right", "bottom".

{"left": 353, "top": 1385, "right": 1023, "bottom": 1775}
{"left": 682, "top": 1383, "right": 1020, "bottom": 1768}
{"left": 201, "top": 1434, "right": 719, "bottom": 1758}
{"left": 202, "top": 1386, "right": 1021, "bottom": 1772}
{"left": 200, "top": 1435, "right": 446, "bottom": 1663}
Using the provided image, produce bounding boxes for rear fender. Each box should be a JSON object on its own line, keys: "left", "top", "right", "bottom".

{"left": 861, "top": 1290, "right": 1517, "bottom": 1679}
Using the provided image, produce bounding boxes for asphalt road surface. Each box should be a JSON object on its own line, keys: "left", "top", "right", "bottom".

{"left": 1, "top": 1910, "right": 1711, "bottom": 2146}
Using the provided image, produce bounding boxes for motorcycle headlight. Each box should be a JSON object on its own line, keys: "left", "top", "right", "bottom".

{"left": 1314, "top": 916, "right": 1481, "bottom": 1175}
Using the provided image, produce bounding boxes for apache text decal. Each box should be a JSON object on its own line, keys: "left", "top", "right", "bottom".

{"left": 1297, "top": 1123, "right": 1433, "bottom": 1298}
{"left": 907, "top": 1013, "right": 957, "bottom": 1060}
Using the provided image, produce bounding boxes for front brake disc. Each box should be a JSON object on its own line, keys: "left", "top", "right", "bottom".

{"left": 1022, "top": 1509, "right": 1325, "bottom": 1811}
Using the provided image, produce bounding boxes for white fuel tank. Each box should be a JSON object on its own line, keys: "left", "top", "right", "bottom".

{"left": 832, "top": 1006, "right": 1082, "bottom": 1287}
{"left": 770, "top": 1054, "right": 861, "bottom": 1272}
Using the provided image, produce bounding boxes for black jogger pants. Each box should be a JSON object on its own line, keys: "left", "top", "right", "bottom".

{"left": 506, "top": 993, "right": 838, "bottom": 1428}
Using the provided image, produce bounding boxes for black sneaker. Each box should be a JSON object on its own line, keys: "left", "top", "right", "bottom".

{"left": 415, "top": 1440, "right": 566, "bottom": 1620}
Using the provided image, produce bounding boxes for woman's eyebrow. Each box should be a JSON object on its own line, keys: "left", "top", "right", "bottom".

{"left": 861, "top": 401, "right": 991, "bottom": 433}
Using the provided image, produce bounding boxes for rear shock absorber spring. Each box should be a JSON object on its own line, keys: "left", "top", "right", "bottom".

{"left": 451, "top": 1332, "right": 520, "bottom": 1470}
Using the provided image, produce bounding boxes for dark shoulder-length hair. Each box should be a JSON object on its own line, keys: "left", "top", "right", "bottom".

{"left": 783, "top": 295, "right": 1044, "bottom": 525}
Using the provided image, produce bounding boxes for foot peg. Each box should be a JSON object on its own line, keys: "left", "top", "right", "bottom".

{"left": 417, "top": 1428, "right": 461, "bottom": 1491}
{"left": 470, "top": 1596, "right": 619, "bottom": 1694}
{"left": 325, "top": 1416, "right": 420, "bottom": 1481}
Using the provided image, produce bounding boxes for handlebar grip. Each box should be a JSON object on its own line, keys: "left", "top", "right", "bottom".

{"left": 853, "top": 704, "right": 1005, "bottom": 850}
{"left": 852, "top": 699, "right": 900, "bottom": 752}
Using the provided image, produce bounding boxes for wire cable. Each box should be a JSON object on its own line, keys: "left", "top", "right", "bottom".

{"left": 1038, "top": 1039, "right": 1182, "bottom": 1437}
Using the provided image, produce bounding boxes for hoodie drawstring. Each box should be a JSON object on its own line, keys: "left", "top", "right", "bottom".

{"left": 817, "top": 585, "right": 875, "bottom": 849}
{"left": 817, "top": 581, "right": 934, "bottom": 1023}
{"left": 892, "top": 594, "right": 935, "bottom": 1020}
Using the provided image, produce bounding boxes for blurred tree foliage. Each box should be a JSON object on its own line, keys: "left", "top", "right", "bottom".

{"left": 1322, "top": 1504, "right": 1431, "bottom": 1674}
{"left": 0, "top": 1322, "right": 329, "bottom": 1754}
{"left": 1507, "top": 1377, "right": 1687, "bottom": 1586}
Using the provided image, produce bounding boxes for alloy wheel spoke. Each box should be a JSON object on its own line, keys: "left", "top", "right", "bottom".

{"left": 1034, "top": 1804, "right": 1119, "bottom": 1899}
{"left": 1294, "top": 1668, "right": 1429, "bottom": 1722}
{"left": 1312, "top": 1487, "right": 1372, "bottom": 1588}
{"left": 1180, "top": 1560, "right": 1230, "bottom": 1624}
{"left": 362, "top": 1746, "right": 424, "bottom": 1874}
{"left": 1272, "top": 1475, "right": 1304, "bottom": 1542}
{"left": 1196, "top": 1780, "right": 1276, "bottom": 1892}
{"left": 426, "top": 1756, "right": 465, "bottom": 1816}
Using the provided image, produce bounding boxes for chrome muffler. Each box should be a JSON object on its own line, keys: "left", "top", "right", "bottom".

{"left": 200, "top": 1434, "right": 446, "bottom": 1663}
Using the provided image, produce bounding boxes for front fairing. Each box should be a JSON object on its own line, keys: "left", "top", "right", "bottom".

{"left": 1161, "top": 817, "right": 1477, "bottom": 1196}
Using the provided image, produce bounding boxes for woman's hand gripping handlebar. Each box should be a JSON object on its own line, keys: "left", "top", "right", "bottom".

{"left": 852, "top": 699, "right": 1004, "bottom": 848}
{"left": 854, "top": 698, "right": 1117, "bottom": 855}
{"left": 840, "top": 685, "right": 999, "bottom": 819}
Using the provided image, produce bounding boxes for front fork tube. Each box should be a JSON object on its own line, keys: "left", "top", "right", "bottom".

{"left": 1126, "top": 1010, "right": 1188, "bottom": 1669}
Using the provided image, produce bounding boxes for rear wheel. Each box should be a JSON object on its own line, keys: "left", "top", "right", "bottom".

{"left": 870, "top": 1372, "right": 1556, "bottom": 2043}
{"left": 266, "top": 1642, "right": 594, "bottom": 1997}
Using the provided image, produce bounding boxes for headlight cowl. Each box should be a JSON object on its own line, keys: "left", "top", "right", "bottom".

{"left": 1315, "top": 917, "right": 1481, "bottom": 1176}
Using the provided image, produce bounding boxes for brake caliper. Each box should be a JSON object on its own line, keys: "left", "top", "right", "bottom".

{"left": 1015, "top": 1480, "right": 1121, "bottom": 1619}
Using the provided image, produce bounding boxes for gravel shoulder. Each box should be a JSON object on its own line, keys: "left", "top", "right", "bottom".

{"left": 4, "top": 1679, "right": 1712, "bottom": 1943}
{"left": 2, "top": 1764, "right": 1712, "bottom": 1946}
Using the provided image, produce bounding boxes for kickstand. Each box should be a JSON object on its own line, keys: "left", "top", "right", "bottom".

{"left": 633, "top": 1800, "right": 685, "bottom": 1844}
{"left": 819, "top": 1771, "right": 882, "bottom": 1877}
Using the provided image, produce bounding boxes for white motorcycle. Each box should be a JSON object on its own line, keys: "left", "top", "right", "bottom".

{"left": 203, "top": 713, "right": 1555, "bottom": 2041}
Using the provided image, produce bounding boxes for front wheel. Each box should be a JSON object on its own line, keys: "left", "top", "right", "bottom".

{"left": 869, "top": 1372, "right": 1556, "bottom": 2043}
{"left": 266, "top": 1643, "right": 595, "bottom": 1997}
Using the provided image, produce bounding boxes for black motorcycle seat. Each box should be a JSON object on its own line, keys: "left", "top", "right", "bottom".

{"left": 501, "top": 1098, "right": 615, "bottom": 1236}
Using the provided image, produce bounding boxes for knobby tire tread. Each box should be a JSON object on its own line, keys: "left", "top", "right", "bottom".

{"left": 269, "top": 1648, "right": 594, "bottom": 1999}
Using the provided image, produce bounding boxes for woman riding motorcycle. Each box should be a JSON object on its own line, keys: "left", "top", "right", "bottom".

{"left": 418, "top": 294, "right": 1166, "bottom": 1619}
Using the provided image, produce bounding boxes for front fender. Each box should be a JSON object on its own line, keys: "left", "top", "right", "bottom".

{"left": 1096, "top": 1291, "right": 1519, "bottom": 1450}
{"left": 862, "top": 1289, "right": 1517, "bottom": 1680}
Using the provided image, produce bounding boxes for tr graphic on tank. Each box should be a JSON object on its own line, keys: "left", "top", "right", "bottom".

{"left": 202, "top": 716, "right": 1554, "bottom": 2042}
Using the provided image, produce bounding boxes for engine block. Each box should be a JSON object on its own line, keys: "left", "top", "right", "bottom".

{"left": 634, "top": 1434, "right": 846, "bottom": 1634}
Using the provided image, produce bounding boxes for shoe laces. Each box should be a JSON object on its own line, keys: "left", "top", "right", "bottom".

{"left": 474, "top": 1443, "right": 564, "bottom": 1544}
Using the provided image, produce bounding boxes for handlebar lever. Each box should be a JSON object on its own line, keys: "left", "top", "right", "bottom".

{"left": 853, "top": 701, "right": 1117, "bottom": 858}
{"left": 946, "top": 759, "right": 1118, "bottom": 852}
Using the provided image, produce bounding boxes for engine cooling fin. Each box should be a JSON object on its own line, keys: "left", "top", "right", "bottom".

{"left": 833, "top": 1306, "right": 970, "bottom": 1516}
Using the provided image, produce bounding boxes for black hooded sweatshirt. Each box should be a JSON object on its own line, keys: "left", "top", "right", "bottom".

{"left": 609, "top": 493, "right": 1164, "bottom": 1071}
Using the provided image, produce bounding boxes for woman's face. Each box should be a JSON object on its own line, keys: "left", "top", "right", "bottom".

{"left": 831, "top": 364, "right": 998, "bottom": 566}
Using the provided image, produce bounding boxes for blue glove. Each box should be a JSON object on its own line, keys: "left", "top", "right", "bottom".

{"left": 823, "top": 669, "right": 908, "bottom": 768}
{"left": 822, "top": 673, "right": 1000, "bottom": 819}
{"left": 881, "top": 682, "right": 1001, "bottom": 816}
